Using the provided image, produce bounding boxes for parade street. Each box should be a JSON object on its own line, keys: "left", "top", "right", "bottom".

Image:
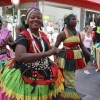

{"left": 76, "top": 63, "right": 100, "bottom": 100}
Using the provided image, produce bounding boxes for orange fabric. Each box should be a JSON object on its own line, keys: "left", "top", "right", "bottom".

{"left": 9, "top": 58, "right": 15, "bottom": 68}
{"left": 55, "top": 69, "right": 64, "bottom": 88}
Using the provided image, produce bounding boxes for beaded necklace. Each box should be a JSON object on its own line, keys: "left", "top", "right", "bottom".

{"left": 27, "top": 28, "right": 45, "bottom": 53}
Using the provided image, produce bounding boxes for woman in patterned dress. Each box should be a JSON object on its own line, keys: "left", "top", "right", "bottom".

{"left": 54, "top": 13, "right": 93, "bottom": 100}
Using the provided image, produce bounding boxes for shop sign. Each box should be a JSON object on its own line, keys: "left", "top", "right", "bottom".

{"left": 11, "top": 0, "right": 20, "bottom": 6}
{"left": 43, "top": 16, "right": 49, "bottom": 19}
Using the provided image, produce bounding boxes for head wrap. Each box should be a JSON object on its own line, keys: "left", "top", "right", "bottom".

{"left": 64, "top": 13, "right": 75, "bottom": 25}
{"left": 21, "top": 14, "right": 25, "bottom": 22}
{"left": 25, "top": 7, "right": 41, "bottom": 25}
{"left": 63, "top": 13, "right": 76, "bottom": 35}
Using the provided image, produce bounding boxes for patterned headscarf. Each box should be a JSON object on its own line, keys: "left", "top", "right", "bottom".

{"left": 25, "top": 7, "right": 41, "bottom": 25}
{"left": 63, "top": 13, "right": 76, "bottom": 35}
{"left": 64, "top": 13, "right": 75, "bottom": 26}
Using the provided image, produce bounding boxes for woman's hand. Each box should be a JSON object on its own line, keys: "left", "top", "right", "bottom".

{"left": 2, "top": 38, "right": 14, "bottom": 48}
{"left": 47, "top": 47, "right": 62, "bottom": 56}
{"left": 90, "top": 55, "right": 96, "bottom": 62}
{"left": 54, "top": 47, "right": 62, "bottom": 55}
{"left": 2, "top": 38, "right": 9, "bottom": 45}
{"left": 62, "top": 46, "right": 67, "bottom": 50}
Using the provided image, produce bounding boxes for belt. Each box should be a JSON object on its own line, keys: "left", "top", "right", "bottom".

{"left": 71, "top": 46, "right": 79, "bottom": 50}
{"left": 65, "top": 46, "right": 79, "bottom": 50}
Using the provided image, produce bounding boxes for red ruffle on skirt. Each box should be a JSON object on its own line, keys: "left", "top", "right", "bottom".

{"left": 75, "top": 58, "right": 86, "bottom": 70}
{"left": 65, "top": 50, "right": 74, "bottom": 59}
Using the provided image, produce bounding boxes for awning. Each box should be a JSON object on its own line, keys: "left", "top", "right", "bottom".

{"left": 0, "top": 0, "right": 33, "bottom": 6}
{"left": 87, "top": 0, "right": 100, "bottom": 4}
{"left": 46, "top": 0, "right": 100, "bottom": 11}
{"left": 0, "top": 0, "right": 100, "bottom": 11}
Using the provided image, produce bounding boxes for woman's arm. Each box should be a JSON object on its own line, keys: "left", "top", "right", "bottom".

{"left": 8, "top": 35, "right": 14, "bottom": 48}
{"left": 54, "top": 32, "right": 65, "bottom": 47}
{"left": 81, "top": 33, "right": 85, "bottom": 42}
{"left": 15, "top": 44, "right": 59, "bottom": 63}
{"left": 54, "top": 32, "right": 65, "bottom": 62}
{"left": 90, "top": 37, "right": 94, "bottom": 46}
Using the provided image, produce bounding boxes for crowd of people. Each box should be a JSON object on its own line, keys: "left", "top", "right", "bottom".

{"left": 0, "top": 6, "right": 99, "bottom": 100}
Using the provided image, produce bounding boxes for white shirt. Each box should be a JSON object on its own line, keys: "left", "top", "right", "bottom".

{"left": 7, "top": 23, "right": 12, "bottom": 31}
{"left": 83, "top": 34, "right": 92, "bottom": 48}
{"left": 46, "top": 26, "right": 54, "bottom": 33}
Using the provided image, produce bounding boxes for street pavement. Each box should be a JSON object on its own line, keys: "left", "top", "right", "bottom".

{"left": 76, "top": 62, "right": 100, "bottom": 100}
{"left": 50, "top": 55, "right": 100, "bottom": 100}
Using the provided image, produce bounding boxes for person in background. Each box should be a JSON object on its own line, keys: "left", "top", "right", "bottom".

{"left": 3, "top": 18, "right": 12, "bottom": 31}
{"left": 82, "top": 26, "right": 93, "bottom": 74}
{"left": 15, "top": 14, "right": 26, "bottom": 38}
{"left": 0, "top": 17, "right": 14, "bottom": 69}
{"left": 92, "top": 25, "right": 100, "bottom": 72}
{"left": 90, "top": 22, "right": 96, "bottom": 44}
{"left": 0, "top": 7, "right": 64, "bottom": 100}
{"left": 54, "top": 13, "right": 93, "bottom": 100}
{"left": 46, "top": 21, "right": 54, "bottom": 45}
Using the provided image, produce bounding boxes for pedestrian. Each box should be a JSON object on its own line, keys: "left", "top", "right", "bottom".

{"left": 46, "top": 21, "right": 54, "bottom": 45}
{"left": 92, "top": 25, "right": 100, "bottom": 72}
{"left": 54, "top": 13, "right": 93, "bottom": 100}
{"left": 82, "top": 26, "right": 93, "bottom": 74}
{"left": 15, "top": 14, "right": 26, "bottom": 38}
{"left": 0, "top": 17, "right": 14, "bottom": 69}
{"left": 0, "top": 7, "right": 64, "bottom": 100}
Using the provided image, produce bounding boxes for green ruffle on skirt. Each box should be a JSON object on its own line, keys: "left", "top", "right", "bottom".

{"left": 59, "top": 87, "right": 81, "bottom": 100}
{"left": 0, "top": 67, "right": 57, "bottom": 100}
{"left": 58, "top": 51, "right": 66, "bottom": 58}
{"left": 65, "top": 60, "right": 76, "bottom": 71}
{"left": 0, "top": 60, "right": 7, "bottom": 69}
{"left": 58, "top": 51, "right": 76, "bottom": 71}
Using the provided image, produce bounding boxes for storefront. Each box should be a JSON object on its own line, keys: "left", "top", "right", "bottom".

{"left": 0, "top": 0, "right": 100, "bottom": 36}
{"left": 85, "top": 9, "right": 100, "bottom": 26}
{"left": 16, "top": 1, "right": 84, "bottom": 32}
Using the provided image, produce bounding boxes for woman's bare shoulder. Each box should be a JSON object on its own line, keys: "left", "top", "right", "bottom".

{"left": 58, "top": 31, "right": 65, "bottom": 36}
{"left": 57, "top": 31, "right": 66, "bottom": 41}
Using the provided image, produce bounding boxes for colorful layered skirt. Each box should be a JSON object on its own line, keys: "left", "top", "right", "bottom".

{"left": 57, "top": 49, "right": 85, "bottom": 100}
{"left": 58, "top": 49, "right": 86, "bottom": 71}
{"left": 0, "top": 58, "right": 64, "bottom": 100}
